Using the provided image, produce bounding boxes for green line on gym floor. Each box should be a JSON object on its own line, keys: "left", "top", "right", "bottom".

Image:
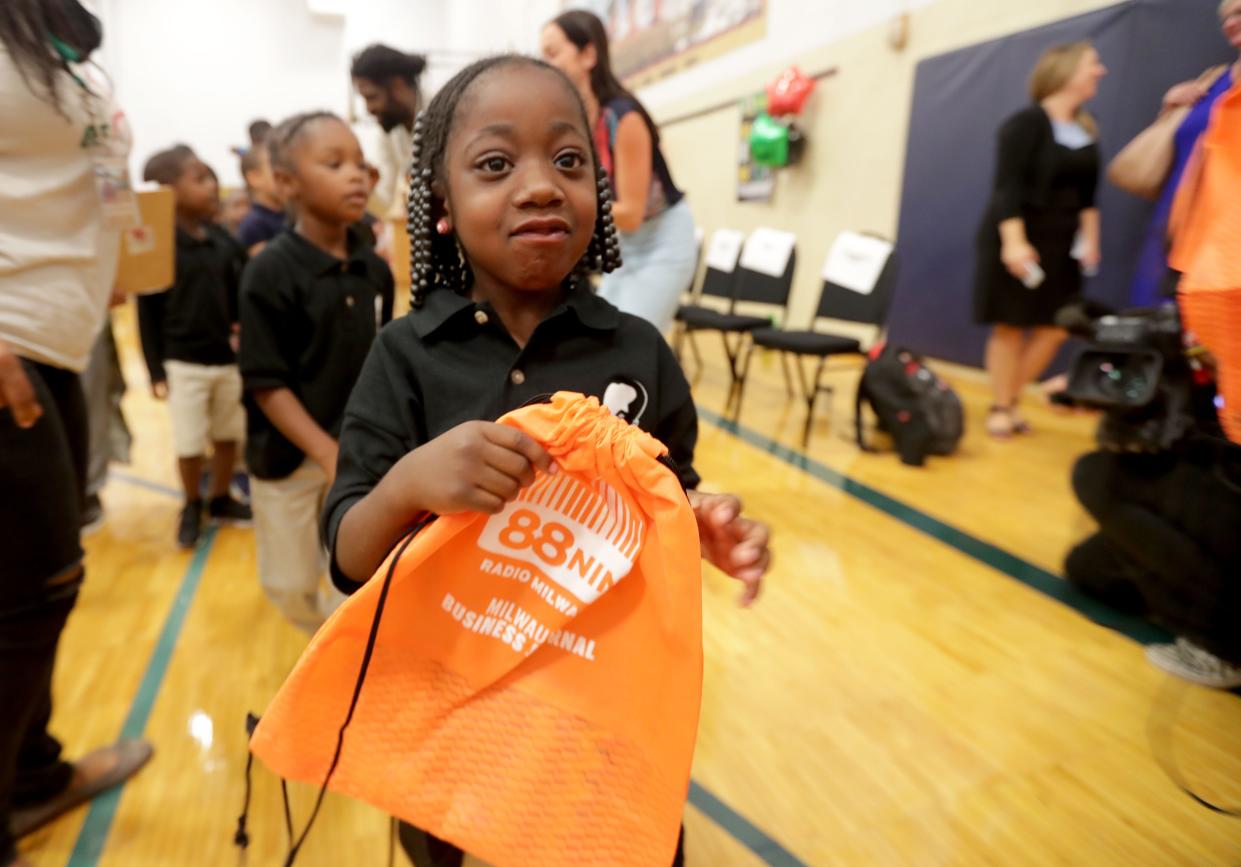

{"left": 698, "top": 407, "right": 1170, "bottom": 646}
{"left": 688, "top": 781, "right": 808, "bottom": 866}
{"left": 67, "top": 526, "right": 219, "bottom": 867}
{"left": 108, "top": 469, "right": 182, "bottom": 499}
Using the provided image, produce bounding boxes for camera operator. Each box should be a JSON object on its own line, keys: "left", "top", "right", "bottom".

{"left": 1056, "top": 301, "right": 1241, "bottom": 688}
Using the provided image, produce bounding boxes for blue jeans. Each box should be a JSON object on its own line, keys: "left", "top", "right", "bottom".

{"left": 598, "top": 199, "right": 698, "bottom": 336}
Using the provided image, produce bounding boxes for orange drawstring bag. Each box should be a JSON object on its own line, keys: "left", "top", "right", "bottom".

{"left": 251, "top": 392, "right": 703, "bottom": 867}
{"left": 1170, "top": 81, "right": 1241, "bottom": 443}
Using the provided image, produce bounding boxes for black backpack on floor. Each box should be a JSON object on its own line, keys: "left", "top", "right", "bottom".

{"left": 855, "top": 343, "right": 964, "bottom": 466}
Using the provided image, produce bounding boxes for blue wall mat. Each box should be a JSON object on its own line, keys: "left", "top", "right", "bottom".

{"left": 888, "top": 0, "right": 1234, "bottom": 368}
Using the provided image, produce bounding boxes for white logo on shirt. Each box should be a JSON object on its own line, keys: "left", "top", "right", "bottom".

{"left": 602, "top": 377, "right": 648, "bottom": 425}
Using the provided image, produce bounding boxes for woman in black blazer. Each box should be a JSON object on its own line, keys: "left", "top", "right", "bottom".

{"left": 975, "top": 41, "right": 1107, "bottom": 438}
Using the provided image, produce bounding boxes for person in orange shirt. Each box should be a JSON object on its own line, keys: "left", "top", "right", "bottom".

{"left": 1130, "top": 3, "right": 1241, "bottom": 688}
{"left": 1171, "top": 0, "right": 1241, "bottom": 445}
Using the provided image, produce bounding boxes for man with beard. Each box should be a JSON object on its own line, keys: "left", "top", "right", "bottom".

{"left": 351, "top": 45, "right": 427, "bottom": 218}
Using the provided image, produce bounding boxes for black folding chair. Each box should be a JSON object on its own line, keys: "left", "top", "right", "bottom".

{"left": 735, "top": 240, "right": 898, "bottom": 445}
{"left": 673, "top": 229, "right": 741, "bottom": 371}
{"left": 676, "top": 231, "right": 797, "bottom": 408}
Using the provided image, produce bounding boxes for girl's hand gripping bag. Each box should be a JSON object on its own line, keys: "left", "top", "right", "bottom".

{"left": 251, "top": 392, "right": 703, "bottom": 867}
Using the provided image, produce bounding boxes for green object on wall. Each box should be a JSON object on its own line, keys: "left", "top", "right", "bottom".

{"left": 748, "top": 112, "right": 789, "bottom": 167}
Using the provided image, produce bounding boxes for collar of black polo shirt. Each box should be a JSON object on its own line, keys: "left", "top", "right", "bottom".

{"left": 410, "top": 286, "right": 621, "bottom": 340}
{"left": 281, "top": 227, "right": 375, "bottom": 277}
{"left": 175, "top": 224, "right": 228, "bottom": 249}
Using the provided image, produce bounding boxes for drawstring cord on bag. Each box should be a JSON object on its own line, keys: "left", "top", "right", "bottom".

{"left": 233, "top": 712, "right": 262, "bottom": 849}
{"left": 232, "top": 518, "right": 432, "bottom": 863}
{"left": 282, "top": 520, "right": 430, "bottom": 865}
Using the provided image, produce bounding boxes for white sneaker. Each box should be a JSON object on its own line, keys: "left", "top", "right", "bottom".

{"left": 1146, "top": 638, "right": 1241, "bottom": 689}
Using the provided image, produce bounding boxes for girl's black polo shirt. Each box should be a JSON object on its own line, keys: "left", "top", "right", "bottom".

{"left": 322, "top": 287, "right": 700, "bottom": 588}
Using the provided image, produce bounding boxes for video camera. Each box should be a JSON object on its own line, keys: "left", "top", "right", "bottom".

{"left": 1055, "top": 301, "right": 1200, "bottom": 453}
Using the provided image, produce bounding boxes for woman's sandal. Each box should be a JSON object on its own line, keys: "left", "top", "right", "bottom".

{"left": 1009, "top": 403, "right": 1031, "bottom": 435}
{"left": 986, "top": 405, "right": 1014, "bottom": 438}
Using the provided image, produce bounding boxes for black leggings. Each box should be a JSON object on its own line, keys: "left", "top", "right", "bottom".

{"left": 1065, "top": 447, "right": 1241, "bottom": 662}
{"left": 0, "top": 360, "right": 88, "bottom": 864}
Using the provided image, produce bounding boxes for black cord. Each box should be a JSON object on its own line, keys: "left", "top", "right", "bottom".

{"left": 283, "top": 523, "right": 429, "bottom": 865}
{"left": 1147, "top": 675, "right": 1241, "bottom": 817}
{"left": 233, "top": 712, "right": 263, "bottom": 850}
{"left": 233, "top": 750, "right": 254, "bottom": 849}
{"left": 281, "top": 779, "right": 294, "bottom": 843}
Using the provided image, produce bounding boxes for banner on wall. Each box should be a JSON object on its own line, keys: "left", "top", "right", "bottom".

{"left": 568, "top": 0, "right": 767, "bottom": 87}
{"left": 737, "top": 92, "right": 775, "bottom": 202}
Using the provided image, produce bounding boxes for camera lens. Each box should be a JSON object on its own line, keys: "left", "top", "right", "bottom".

{"left": 1092, "top": 359, "right": 1146, "bottom": 404}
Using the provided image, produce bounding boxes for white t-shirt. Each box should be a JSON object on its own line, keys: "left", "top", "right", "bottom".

{"left": 0, "top": 45, "right": 124, "bottom": 373}
{"left": 376, "top": 122, "right": 412, "bottom": 221}
{"left": 1051, "top": 119, "right": 1094, "bottom": 150}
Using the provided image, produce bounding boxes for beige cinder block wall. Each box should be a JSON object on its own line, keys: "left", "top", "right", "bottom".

{"left": 653, "top": 0, "right": 1124, "bottom": 332}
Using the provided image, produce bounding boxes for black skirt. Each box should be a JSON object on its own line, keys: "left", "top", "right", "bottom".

{"left": 973, "top": 206, "right": 1082, "bottom": 327}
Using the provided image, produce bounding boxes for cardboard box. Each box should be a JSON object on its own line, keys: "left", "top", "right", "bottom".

{"left": 115, "top": 187, "right": 175, "bottom": 295}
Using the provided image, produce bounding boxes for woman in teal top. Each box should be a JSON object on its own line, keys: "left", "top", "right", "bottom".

{"left": 541, "top": 9, "right": 698, "bottom": 337}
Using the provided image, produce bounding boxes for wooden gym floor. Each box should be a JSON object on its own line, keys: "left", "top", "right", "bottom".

{"left": 16, "top": 307, "right": 1241, "bottom": 866}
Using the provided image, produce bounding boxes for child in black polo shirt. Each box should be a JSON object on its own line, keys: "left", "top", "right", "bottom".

{"left": 321, "top": 56, "right": 771, "bottom": 867}
{"left": 137, "top": 147, "right": 251, "bottom": 549}
{"left": 238, "top": 112, "right": 393, "bottom": 633}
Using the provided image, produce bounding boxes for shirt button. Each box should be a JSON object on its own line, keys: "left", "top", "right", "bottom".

{"left": 474, "top": 310, "right": 489, "bottom": 325}
{"left": 510, "top": 369, "right": 526, "bottom": 386}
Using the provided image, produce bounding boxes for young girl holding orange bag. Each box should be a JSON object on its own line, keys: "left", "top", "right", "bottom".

{"left": 251, "top": 55, "right": 771, "bottom": 867}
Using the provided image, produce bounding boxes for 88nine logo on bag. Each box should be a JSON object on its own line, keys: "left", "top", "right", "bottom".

{"left": 477, "top": 472, "right": 644, "bottom": 605}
